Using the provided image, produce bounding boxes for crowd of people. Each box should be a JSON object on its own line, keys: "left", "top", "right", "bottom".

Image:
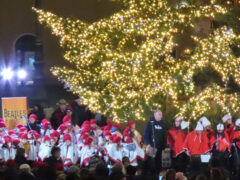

{"left": 0, "top": 99, "right": 240, "bottom": 179}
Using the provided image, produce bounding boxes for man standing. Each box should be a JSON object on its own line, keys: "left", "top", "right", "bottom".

{"left": 50, "top": 99, "right": 67, "bottom": 130}
{"left": 144, "top": 109, "right": 166, "bottom": 173}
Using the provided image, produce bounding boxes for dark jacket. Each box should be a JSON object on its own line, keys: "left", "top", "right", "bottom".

{"left": 50, "top": 108, "right": 66, "bottom": 130}
{"left": 14, "top": 155, "right": 27, "bottom": 166}
{"left": 26, "top": 122, "right": 40, "bottom": 134}
{"left": 71, "top": 102, "right": 93, "bottom": 126}
{"left": 43, "top": 156, "right": 62, "bottom": 168}
{"left": 143, "top": 117, "right": 166, "bottom": 150}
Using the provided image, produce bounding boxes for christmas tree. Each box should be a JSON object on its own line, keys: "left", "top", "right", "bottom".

{"left": 34, "top": 0, "right": 240, "bottom": 123}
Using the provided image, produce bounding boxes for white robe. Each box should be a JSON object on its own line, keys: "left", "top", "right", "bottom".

{"left": 1, "top": 146, "right": 16, "bottom": 161}
{"left": 122, "top": 140, "right": 145, "bottom": 166}
{"left": 38, "top": 141, "right": 51, "bottom": 161}
{"left": 78, "top": 145, "right": 95, "bottom": 166}
{"left": 104, "top": 143, "right": 124, "bottom": 164}
{"left": 28, "top": 140, "right": 39, "bottom": 161}
{"left": 60, "top": 143, "right": 78, "bottom": 167}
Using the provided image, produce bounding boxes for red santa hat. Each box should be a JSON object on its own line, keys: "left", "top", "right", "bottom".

{"left": 19, "top": 127, "right": 27, "bottom": 132}
{"left": 63, "top": 133, "right": 71, "bottom": 142}
{"left": 83, "top": 137, "right": 93, "bottom": 145}
{"left": 29, "top": 114, "right": 37, "bottom": 120}
{"left": 4, "top": 136, "right": 12, "bottom": 144}
{"left": 16, "top": 124, "right": 24, "bottom": 129}
{"left": 90, "top": 119, "right": 97, "bottom": 125}
{"left": 12, "top": 139, "right": 20, "bottom": 146}
{"left": 128, "top": 121, "right": 135, "bottom": 128}
{"left": 0, "top": 122, "right": 6, "bottom": 128}
{"left": 8, "top": 130, "right": 15, "bottom": 136}
{"left": 81, "top": 125, "right": 91, "bottom": 134}
{"left": 112, "top": 135, "right": 122, "bottom": 144}
{"left": 19, "top": 132, "right": 28, "bottom": 140}
{"left": 222, "top": 114, "right": 232, "bottom": 123}
{"left": 50, "top": 130, "right": 60, "bottom": 139}
{"left": 63, "top": 115, "right": 71, "bottom": 125}
{"left": 41, "top": 119, "right": 50, "bottom": 129}
{"left": 104, "top": 131, "right": 111, "bottom": 137}
{"left": 43, "top": 135, "right": 51, "bottom": 142}
{"left": 103, "top": 125, "right": 111, "bottom": 131}
{"left": 82, "top": 121, "right": 90, "bottom": 127}
{"left": 66, "top": 106, "right": 72, "bottom": 111}
{"left": 42, "top": 119, "right": 49, "bottom": 124}
{"left": 34, "top": 132, "right": 41, "bottom": 139}
{"left": 58, "top": 124, "right": 68, "bottom": 132}
{"left": 125, "top": 136, "right": 133, "bottom": 144}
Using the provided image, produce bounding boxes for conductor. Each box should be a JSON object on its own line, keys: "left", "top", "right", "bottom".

{"left": 143, "top": 109, "right": 166, "bottom": 173}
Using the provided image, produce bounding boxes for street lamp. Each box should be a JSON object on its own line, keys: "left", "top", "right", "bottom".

{"left": 17, "top": 69, "right": 27, "bottom": 79}
{"left": 1, "top": 68, "right": 14, "bottom": 80}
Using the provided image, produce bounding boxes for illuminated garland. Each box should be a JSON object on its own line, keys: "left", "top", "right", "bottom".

{"left": 34, "top": 0, "right": 240, "bottom": 122}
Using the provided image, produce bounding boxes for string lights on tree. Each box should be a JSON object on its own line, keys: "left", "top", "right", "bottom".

{"left": 34, "top": 0, "right": 240, "bottom": 123}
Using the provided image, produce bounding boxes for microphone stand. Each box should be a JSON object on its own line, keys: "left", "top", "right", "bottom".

{"left": 27, "top": 120, "right": 37, "bottom": 161}
{"left": 150, "top": 120, "right": 156, "bottom": 158}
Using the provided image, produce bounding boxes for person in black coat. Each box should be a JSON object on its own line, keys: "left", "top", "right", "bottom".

{"left": 14, "top": 147, "right": 27, "bottom": 166}
{"left": 70, "top": 99, "right": 94, "bottom": 126}
{"left": 26, "top": 114, "right": 40, "bottom": 134}
{"left": 44, "top": 146, "right": 62, "bottom": 168}
{"left": 143, "top": 109, "right": 166, "bottom": 174}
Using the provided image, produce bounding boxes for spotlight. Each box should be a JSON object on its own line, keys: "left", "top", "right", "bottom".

{"left": 17, "top": 69, "right": 27, "bottom": 79}
{"left": 1, "top": 68, "right": 14, "bottom": 80}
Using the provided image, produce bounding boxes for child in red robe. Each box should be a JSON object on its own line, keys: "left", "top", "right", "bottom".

{"left": 222, "top": 114, "right": 235, "bottom": 142}
{"left": 183, "top": 122, "right": 210, "bottom": 156}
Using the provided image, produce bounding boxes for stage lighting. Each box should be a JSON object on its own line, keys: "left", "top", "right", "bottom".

{"left": 1, "top": 68, "right": 14, "bottom": 80}
{"left": 17, "top": 69, "right": 27, "bottom": 79}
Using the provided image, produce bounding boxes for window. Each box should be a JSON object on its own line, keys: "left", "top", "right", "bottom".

{"left": 15, "top": 34, "right": 36, "bottom": 85}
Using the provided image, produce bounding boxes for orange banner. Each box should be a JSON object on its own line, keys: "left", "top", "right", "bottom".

{"left": 1, "top": 97, "right": 28, "bottom": 129}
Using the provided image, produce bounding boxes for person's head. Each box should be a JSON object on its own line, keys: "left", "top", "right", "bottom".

{"left": 33, "top": 105, "right": 39, "bottom": 111}
{"left": 216, "top": 123, "right": 224, "bottom": 134}
{"left": 51, "top": 146, "right": 61, "bottom": 159}
{"left": 222, "top": 114, "right": 232, "bottom": 125}
{"left": 175, "top": 117, "right": 183, "bottom": 127}
{"left": 66, "top": 107, "right": 72, "bottom": 116}
{"left": 195, "top": 122, "right": 203, "bottom": 134}
{"left": 67, "top": 165, "right": 80, "bottom": 178}
{"left": 126, "top": 165, "right": 136, "bottom": 176}
{"left": 95, "top": 163, "right": 109, "bottom": 176}
{"left": 165, "top": 169, "right": 176, "bottom": 180}
{"left": 58, "top": 99, "right": 67, "bottom": 111}
{"left": 235, "top": 119, "right": 240, "bottom": 128}
{"left": 110, "top": 171, "right": 125, "bottom": 180}
{"left": 154, "top": 110, "right": 162, "bottom": 121}
{"left": 16, "top": 147, "right": 25, "bottom": 157}
{"left": 196, "top": 174, "right": 208, "bottom": 180}
{"left": 122, "top": 156, "right": 130, "bottom": 168}
{"left": 29, "top": 114, "right": 37, "bottom": 124}
{"left": 210, "top": 168, "right": 224, "bottom": 180}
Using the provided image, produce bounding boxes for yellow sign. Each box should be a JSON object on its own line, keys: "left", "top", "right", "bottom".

{"left": 1, "top": 97, "right": 28, "bottom": 129}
